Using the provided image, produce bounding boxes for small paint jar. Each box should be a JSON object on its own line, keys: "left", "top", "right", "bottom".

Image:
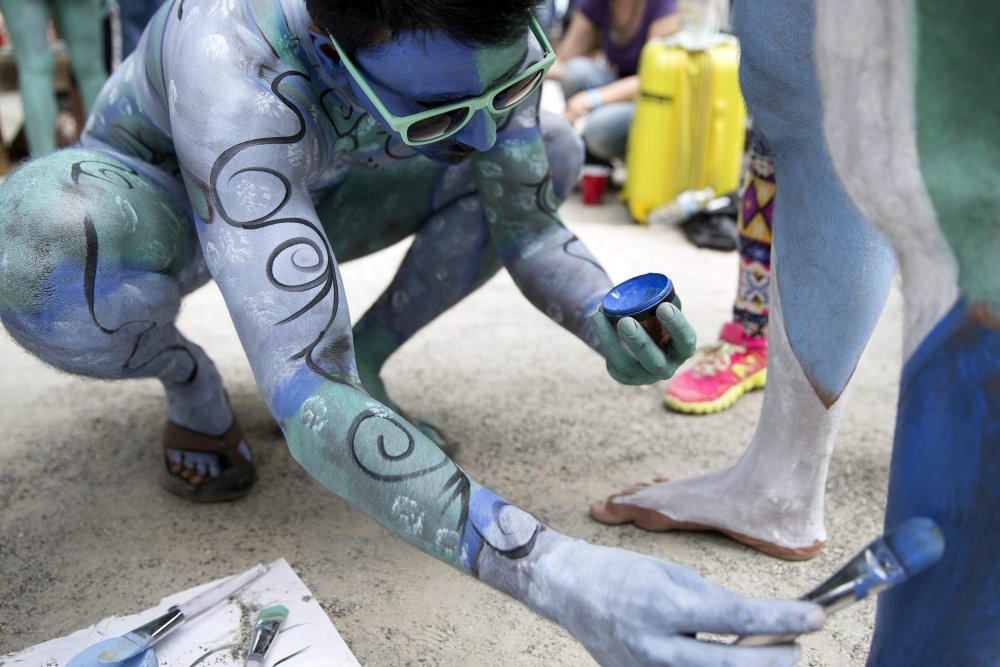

{"left": 602, "top": 273, "right": 676, "bottom": 351}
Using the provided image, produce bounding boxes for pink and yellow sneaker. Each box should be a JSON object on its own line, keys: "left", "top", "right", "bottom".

{"left": 663, "top": 321, "right": 768, "bottom": 414}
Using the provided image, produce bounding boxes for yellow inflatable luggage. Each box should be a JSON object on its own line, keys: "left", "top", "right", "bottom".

{"left": 624, "top": 35, "right": 746, "bottom": 223}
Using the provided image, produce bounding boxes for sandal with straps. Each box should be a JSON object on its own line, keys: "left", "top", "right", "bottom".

{"left": 161, "top": 418, "right": 256, "bottom": 502}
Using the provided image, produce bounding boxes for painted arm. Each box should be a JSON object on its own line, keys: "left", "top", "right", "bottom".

{"left": 473, "top": 103, "right": 696, "bottom": 383}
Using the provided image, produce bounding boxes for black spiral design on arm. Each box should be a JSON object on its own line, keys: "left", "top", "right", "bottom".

{"left": 209, "top": 70, "right": 342, "bottom": 382}
{"left": 348, "top": 409, "right": 470, "bottom": 531}
{"left": 210, "top": 71, "right": 472, "bottom": 534}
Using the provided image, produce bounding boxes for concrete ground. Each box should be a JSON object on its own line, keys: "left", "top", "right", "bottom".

{"left": 0, "top": 187, "right": 902, "bottom": 665}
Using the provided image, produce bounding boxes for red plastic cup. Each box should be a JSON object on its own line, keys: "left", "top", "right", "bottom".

{"left": 580, "top": 165, "right": 611, "bottom": 205}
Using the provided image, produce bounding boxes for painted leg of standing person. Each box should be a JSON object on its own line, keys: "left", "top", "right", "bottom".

{"left": 816, "top": 1, "right": 1000, "bottom": 663}
{"left": 0, "top": 0, "right": 58, "bottom": 155}
{"left": 591, "top": 0, "right": 898, "bottom": 559}
{"left": 663, "top": 129, "right": 774, "bottom": 415}
{"left": 51, "top": 0, "right": 108, "bottom": 115}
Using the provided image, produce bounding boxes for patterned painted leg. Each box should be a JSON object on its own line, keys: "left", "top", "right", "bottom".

{"left": 0, "top": 148, "right": 252, "bottom": 500}
{"left": 664, "top": 131, "right": 774, "bottom": 414}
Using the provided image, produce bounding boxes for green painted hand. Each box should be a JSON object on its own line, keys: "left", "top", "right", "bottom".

{"left": 592, "top": 298, "right": 697, "bottom": 385}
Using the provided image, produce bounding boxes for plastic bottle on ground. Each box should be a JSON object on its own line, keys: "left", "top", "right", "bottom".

{"left": 647, "top": 187, "right": 716, "bottom": 227}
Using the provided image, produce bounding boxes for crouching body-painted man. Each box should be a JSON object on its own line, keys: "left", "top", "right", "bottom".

{"left": 0, "top": 1, "right": 825, "bottom": 664}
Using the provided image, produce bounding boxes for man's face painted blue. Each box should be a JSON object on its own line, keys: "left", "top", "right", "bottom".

{"left": 344, "top": 30, "right": 529, "bottom": 163}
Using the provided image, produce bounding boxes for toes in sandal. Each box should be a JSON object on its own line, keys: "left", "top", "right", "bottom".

{"left": 161, "top": 418, "right": 256, "bottom": 502}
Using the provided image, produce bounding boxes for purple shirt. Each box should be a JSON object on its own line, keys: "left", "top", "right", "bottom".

{"left": 577, "top": 0, "right": 678, "bottom": 77}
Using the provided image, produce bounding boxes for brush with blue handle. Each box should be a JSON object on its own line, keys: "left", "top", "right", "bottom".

{"left": 735, "top": 517, "right": 945, "bottom": 646}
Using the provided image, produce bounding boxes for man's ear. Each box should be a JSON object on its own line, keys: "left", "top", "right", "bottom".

{"left": 307, "top": 23, "right": 351, "bottom": 84}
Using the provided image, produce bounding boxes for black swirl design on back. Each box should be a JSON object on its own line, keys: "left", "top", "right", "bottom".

{"left": 106, "top": 125, "right": 178, "bottom": 175}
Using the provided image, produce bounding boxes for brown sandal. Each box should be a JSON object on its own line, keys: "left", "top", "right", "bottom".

{"left": 161, "top": 418, "right": 256, "bottom": 502}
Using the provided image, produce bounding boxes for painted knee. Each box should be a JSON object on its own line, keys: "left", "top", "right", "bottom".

{"left": 0, "top": 149, "right": 195, "bottom": 379}
{"left": 539, "top": 111, "right": 584, "bottom": 201}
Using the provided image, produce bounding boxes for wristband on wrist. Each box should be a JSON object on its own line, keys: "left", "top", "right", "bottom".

{"left": 586, "top": 88, "right": 603, "bottom": 109}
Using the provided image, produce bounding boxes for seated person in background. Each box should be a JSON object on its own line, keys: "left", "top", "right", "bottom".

{"left": 548, "top": 0, "right": 679, "bottom": 162}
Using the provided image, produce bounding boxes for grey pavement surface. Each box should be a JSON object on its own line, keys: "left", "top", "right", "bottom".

{"left": 0, "top": 188, "right": 903, "bottom": 665}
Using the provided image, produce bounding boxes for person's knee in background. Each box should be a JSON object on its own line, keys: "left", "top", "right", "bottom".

{"left": 558, "top": 57, "right": 614, "bottom": 100}
{"left": 580, "top": 103, "right": 633, "bottom": 162}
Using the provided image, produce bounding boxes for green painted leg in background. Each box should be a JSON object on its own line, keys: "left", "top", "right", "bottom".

{"left": 0, "top": 0, "right": 107, "bottom": 156}
{"left": 51, "top": 0, "right": 109, "bottom": 115}
{"left": 0, "top": 0, "right": 59, "bottom": 155}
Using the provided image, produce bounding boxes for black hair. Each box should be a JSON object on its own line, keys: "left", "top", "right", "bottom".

{"left": 306, "top": 0, "right": 541, "bottom": 57}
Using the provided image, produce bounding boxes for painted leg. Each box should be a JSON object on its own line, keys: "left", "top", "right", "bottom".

{"left": 592, "top": 0, "right": 898, "bottom": 559}
{"left": 51, "top": 0, "right": 109, "bottom": 115}
{"left": 0, "top": 148, "right": 250, "bottom": 501}
{"left": 814, "top": 1, "right": 1000, "bottom": 662}
{"left": 345, "top": 111, "right": 583, "bottom": 448}
{"left": 0, "top": 0, "right": 58, "bottom": 155}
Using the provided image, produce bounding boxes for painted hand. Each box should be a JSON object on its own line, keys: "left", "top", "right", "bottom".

{"left": 533, "top": 538, "right": 824, "bottom": 667}
{"left": 592, "top": 300, "right": 697, "bottom": 384}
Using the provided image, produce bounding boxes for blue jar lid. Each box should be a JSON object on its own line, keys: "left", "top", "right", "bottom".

{"left": 602, "top": 273, "right": 674, "bottom": 318}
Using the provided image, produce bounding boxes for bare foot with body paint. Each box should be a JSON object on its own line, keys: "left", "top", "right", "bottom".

{"left": 591, "top": 465, "right": 825, "bottom": 560}
{"left": 591, "top": 280, "right": 854, "bottom": 560}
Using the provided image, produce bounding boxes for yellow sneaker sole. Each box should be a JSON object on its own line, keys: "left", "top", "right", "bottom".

{"left": 663, "top": 368, "right": 768, "bottom": 415}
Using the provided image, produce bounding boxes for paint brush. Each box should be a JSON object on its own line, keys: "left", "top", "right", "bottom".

{"left": 66, "top": 562, "right": 269, "bottom": 666}
{"left": 735, "top": 517, "right": 944, "bottom": 646}
{"left": 243, "top": 604, "right": 289, "bottom": 666}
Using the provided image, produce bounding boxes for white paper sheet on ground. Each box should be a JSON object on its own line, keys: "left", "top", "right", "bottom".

{"left": 2, "top": 558, "right": 360, "bottom": 667}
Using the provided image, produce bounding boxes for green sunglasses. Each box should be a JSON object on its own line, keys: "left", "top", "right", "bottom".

{"left": 329, "top": 16, "right": 556, "bottom": 146}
